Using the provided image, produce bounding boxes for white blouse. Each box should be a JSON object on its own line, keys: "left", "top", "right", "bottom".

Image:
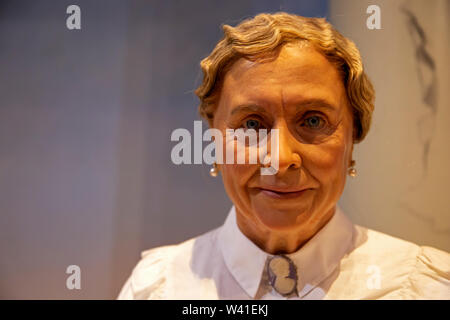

{"left": 117, "top": 206, "right": 450, "bottom": 299}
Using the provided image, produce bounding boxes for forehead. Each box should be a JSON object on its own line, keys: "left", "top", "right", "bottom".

{"left": 221, "top": 43, "right": 346, "bottom": 109}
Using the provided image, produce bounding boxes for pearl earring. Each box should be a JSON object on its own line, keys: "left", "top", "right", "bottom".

{"left": 348, "top": 160, "right": 357, "bottom": 177}
{"left": 209, "top": 162, "right": 219, "bottom": 177}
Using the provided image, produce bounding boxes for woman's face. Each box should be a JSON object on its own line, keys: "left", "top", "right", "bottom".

{"left": 212, "top": 43, "right": 354, "bottom": 237}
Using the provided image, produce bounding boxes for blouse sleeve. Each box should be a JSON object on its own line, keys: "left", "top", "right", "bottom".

{"left": 407, "top": 246, "right": 450, "bottom": 299}
{"left": 116, "top": 275, "right": 134, "bottom": 300}
{"left": 116, "top": 245, "right": 174, "bottom": 300}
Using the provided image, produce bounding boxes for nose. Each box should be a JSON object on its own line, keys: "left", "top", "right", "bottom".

{"left": 271, "top": 121, "right": 301, "bottom": 175}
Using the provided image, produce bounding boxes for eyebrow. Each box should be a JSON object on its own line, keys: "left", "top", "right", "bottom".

{"left": 230, "top": 104, "right": 270, "bottom": 117}
{"left": 296, "top": 98, "right": 338, "bottom": 112}
{"left": 229, "top": 98, "right": 338, "bottom": 116}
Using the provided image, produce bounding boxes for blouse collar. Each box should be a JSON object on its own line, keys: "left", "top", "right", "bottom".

{"left": 218, "top": 205, "right": 354, "bottom": 298}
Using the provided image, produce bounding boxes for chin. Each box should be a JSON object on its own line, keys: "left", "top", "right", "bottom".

{"left": 252, "top": 202, "right": 313, "bottom": 230}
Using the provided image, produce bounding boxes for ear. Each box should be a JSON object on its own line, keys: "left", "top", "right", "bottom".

{"left": 208, "top": 117, "right": 214, "bottom": 129}
{"left": 349, "top": 115, "right": 357, "bottom": 165}
{"left": 349, "top": 144, "right": 354, "bottom": 165}
{"left": 346, "top": 128, "right": 355, "bottom": 167}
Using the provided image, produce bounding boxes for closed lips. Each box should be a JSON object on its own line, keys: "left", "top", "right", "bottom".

{"left": 258, "top": 187, "right": 309, "bottom": 193}
{"left": 257, "top": 187, "right": 312, "bottom": 199}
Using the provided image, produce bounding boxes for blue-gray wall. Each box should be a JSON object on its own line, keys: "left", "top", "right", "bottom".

{"left": 0, "top": 0, "right": 328, "bottom": 299}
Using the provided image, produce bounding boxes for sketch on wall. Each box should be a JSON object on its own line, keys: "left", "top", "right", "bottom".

{"left": 399, "top": 1, "right": 450, "bottom": 235}
{"left": 331, "top": 0, "right": 450, "bottom": 250}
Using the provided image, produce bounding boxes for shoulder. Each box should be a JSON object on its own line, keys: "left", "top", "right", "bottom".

{"left": 352, "top": 224, "right": 422, "bottom": 257}
{"left": 117, "top": 227, "right": 221, "bottom": 300}
{"left": 116, "top": 243, "right": 180, "bottom": 300}
{"left": 408, "top": 246, "right": 450, "bottom": 299}
{"left": 347, "top": 224, "right": 450, "bottom": 299}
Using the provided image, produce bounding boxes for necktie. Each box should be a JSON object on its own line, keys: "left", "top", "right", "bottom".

{"left": 267, "top": 255, "right": 298, "bottom": 297}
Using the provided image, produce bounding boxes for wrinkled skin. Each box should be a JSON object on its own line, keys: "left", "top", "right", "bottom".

{"left": 212, "top": 43, "right": 355, "bottom": 254}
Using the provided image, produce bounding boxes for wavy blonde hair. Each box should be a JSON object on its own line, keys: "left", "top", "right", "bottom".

{"left": 195, "top": 12, "right": 375, "bottom": 143}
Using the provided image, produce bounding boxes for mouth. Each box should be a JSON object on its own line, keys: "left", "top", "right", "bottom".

{"left": 256, "top": 187, "right": 312, "bottom": 199}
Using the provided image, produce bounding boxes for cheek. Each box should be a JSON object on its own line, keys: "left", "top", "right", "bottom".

{"left": 219, "top": 142, "right": 261, "bottom": 203}
{"left": 306, "top": 136, "right": 350, "bottom": 190}
{"left": 220, "top": 163, "right": 256, "bottom": 212}
{"left": 222, "top": 163, "right": 252, "bottom": 187}
{"left": 309, "top": 113, "right": 354, "bottom": 182}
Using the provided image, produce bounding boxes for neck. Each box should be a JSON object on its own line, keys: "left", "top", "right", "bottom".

{"left": 235, "top": 207, "right": 335, "bottom": 255}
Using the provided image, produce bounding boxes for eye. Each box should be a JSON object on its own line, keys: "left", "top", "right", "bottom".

{"left": 244, "top": 119, "right": 261, "bottom": 130}
{"left": 302, "top": 115, "right": 325, "bottom": 129}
